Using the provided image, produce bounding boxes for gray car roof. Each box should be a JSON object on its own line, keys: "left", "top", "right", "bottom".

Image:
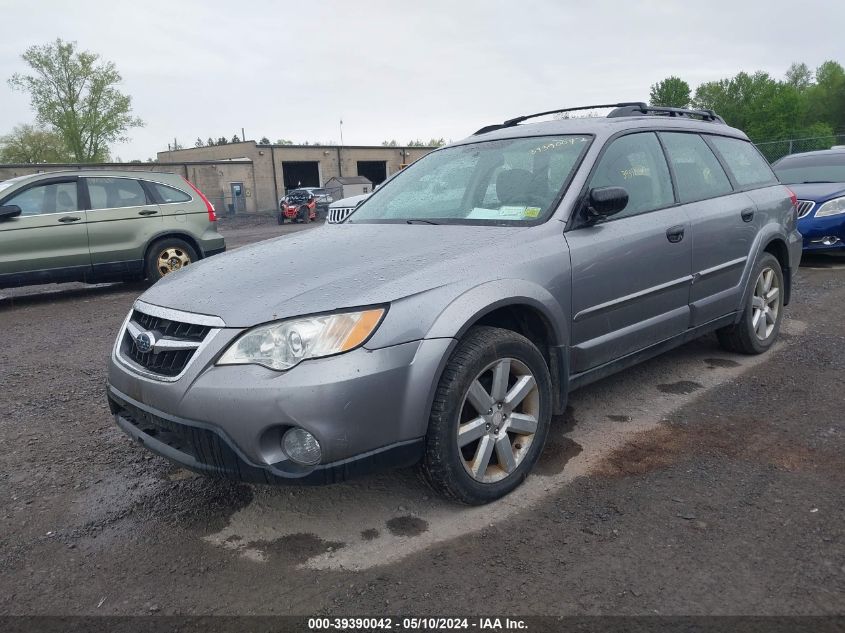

{"left": 448, "top": 114, "right": 749, "bottom": 148}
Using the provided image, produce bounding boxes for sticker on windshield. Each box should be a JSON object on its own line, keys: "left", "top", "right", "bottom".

{"left": 467, "top": 206, "right": 527, "bottom": 220}
{"left": 523, "top": 207, "right": 541, "bottom": 218}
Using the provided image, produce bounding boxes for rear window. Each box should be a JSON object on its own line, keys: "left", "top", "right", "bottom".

{"left": 773, "top": 153, "right": 845, "bottom": 184}
{"left": 149, "top": 182, "right": 192, "bottom": 203}
{"left": 660, "top": 132, "right": 733, "bottom": 203}
{"left": 86, "top": 177, "right": 148, "bottom": 210}
{"left": 708, "top": 136, "right": 778, "bottom": 188}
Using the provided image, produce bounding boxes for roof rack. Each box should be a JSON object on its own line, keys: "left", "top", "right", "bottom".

{"left": 473, "top": 102, "right": 724, "bottom": 135}
{"left": 607, "top": 104, "right": 725, "bottom": 123}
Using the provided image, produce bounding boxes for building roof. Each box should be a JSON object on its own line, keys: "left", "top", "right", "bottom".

{"left": 325, "top": 176, "right": 372, "bottom": 185}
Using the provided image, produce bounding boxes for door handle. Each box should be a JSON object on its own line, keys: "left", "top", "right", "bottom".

{"left": 666, "top": 225, "right": 685, "bottom": 243}
{"left": 138, "top": 209, "right": 158, "bottom": 216}
{"left": 741, "top": 208, "right": 755, "bottom": 222}
{"left": 58, "top": 216, "right": 81, "bottom": 223}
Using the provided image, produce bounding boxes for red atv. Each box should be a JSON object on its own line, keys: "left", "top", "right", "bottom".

{"left": 278, "top": 189, "right": 317, "bottom": 224}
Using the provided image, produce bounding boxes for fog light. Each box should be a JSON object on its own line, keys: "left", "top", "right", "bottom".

{"left": 282, "top": 427, "right": 321, "bottom": 465}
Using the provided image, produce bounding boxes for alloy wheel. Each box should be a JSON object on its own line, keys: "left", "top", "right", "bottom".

{"left": 157, "top": 247, "right": 191, "bottom": 276}
{"left": 457, "top": 358, "right": 540, "bottom": 483}
{"left": 751, "top": 266, "right": 780, "bottom": 340}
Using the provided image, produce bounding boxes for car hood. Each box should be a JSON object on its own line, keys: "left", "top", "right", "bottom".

{"left": 139, "top": 223, "right": 531, "bottom": 327}
{"left": 787, "top": 182, "right": 845, "bottom": 202}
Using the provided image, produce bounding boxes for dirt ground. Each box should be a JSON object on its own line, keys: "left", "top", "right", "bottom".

{"left": 0, "top": 221, "right": 842, "bottom": 617}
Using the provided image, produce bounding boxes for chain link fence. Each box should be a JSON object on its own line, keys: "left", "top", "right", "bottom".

{"left": 755, "top": 134, "right": 845, "bottom": 163}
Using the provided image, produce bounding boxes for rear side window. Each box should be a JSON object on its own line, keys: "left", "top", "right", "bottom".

{"left": 4, "top": 181, "right": 78, "bottom": 215}
{"left": 708, "top": 136, "right": 778, "bottom": 188}
{"left": 149, "top": 182, "right": 192, "bottom": 203}
{"left": 86, "top": 178, "right": 149, "bottom": 210}
{"left": 660, "top": 133, "right": 732, "bottom": 203}
{"left": 588, "top": 132, "right": 674, "bottom": 218}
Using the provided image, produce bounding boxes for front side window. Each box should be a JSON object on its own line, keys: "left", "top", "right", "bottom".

{"left": 773, "top": 153, "right": 845, "bottom": 185}
{"left": 660, "top": 132, "right": 732, "bottom": 203}
{"left": 4, "top": 181, "right": 78, "bottom": 216}
{"left": 708, "top": 136, "right": 777, "bottom": 188}
{"left": 588, "top": 132, "right": 674, "bottom": 218}
{"left": 349, "top": 135, "right": 592, "bottom": 224}
{"left": 86, "top": 177, "right": 148, "bottom": 210}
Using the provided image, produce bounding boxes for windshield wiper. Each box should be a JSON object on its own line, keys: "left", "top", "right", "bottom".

{"left": 800, "top": 180, "right": 834, "bottom": 184}
{"left": 406, "top": 219, "right": 440, "bottom": 225}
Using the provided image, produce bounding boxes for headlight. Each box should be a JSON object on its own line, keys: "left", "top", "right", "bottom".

{"left": 217, "top": 307, "right": 385, "bottom": 371}
{"left": 815, "top": 196, "right": 845, "bottom": 218}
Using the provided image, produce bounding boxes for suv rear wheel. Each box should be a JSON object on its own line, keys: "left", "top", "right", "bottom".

{"left": 717, "top": 252, "right": 784, "bottom": 354}
{"left": 421, "top": 326, "right": 552, "bottom": 504}
{"left": 145, "top": 238, "right": 198, "bottom": 282}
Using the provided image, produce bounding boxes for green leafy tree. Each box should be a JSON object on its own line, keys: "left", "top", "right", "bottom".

{"left": 8, "top": 38, "right": 143, "bottom": 162}
{"left": 0, "top": 123, "right": 73, "bottom": 163}
{"left": 785, "top": 62, "right": 813, "bottom": 91}
{"left": 275, "top": 138, "right": 293, "bottom": 145}
{"left": 649, "top": 76, "right": 691, "bottom": 108}
{"left": 803, "top": 60, "right": 845, "bottom": 133}
{"left": 206, "top": 137, "right": 215, "bottom": 146}
{"left": 231, "top": 134, "right": 240, "bottom": 143}
{"left": 381, "top": 139, "right": 398, "bottom": 147}
{"left": 195, "top": 137, "right": 204, "bottom": 147}
{"left": 259, "top": 136, "right": 270, "bottom": 144}
{"left": 217, "top": 136, "right": 228, "bottom": 145}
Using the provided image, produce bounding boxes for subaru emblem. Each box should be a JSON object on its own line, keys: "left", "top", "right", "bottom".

{"left": 135, "top": 331, "right": 155, "bottom": 353}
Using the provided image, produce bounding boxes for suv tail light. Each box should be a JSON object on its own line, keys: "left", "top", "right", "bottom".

{"left": 183, "top": 177, "right": 217, "bottom": 222}
{"left": 785, "top": 186, "right": 798, "bottom": 208}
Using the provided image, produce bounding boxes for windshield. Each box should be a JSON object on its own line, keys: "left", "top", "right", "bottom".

{"left": 349, "top": 135, "right": 591, "bottom": 225}
{"left": 774, "top": 153, "right": 845, "bottom": 184}
{"left": 287, "top": 190, "right": 309, "bottom": 201}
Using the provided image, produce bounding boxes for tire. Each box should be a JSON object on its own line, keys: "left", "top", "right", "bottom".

{"left": 717, "top": 252, "right": 784, "bottom": 354}
{"left": 145, "top": 238, "right": 198, "bottom": 283}
{"left": 420, "top": 326, "right": 552, "bottom": 505}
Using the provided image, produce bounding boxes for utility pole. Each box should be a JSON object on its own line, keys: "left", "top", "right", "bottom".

{"left": 242, "top": 128, "right": 246, "bottom": 142}
{"left": 338, "top": 118, "right": 344, "bottom": 177}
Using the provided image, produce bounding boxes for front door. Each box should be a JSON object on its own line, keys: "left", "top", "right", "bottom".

{"left": 565, "top": 132, "right": 693, "bottom": 374}
{"left": 0, "top": 177, "right": 90, "bottom": 286}
{"left": 230, "top": 182, "right": 245, "bottom": 214}
{"left": 83, "top": 176, "right": 162, "bottom": 277}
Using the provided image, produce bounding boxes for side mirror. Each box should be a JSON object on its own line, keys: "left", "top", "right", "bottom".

{"left": 0, "top": 205, "right": 22, "bottom": 220}
{"left": 586, "top": 186, "right": 628, "bottom": 221}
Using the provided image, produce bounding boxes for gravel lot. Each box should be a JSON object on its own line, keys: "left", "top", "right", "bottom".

{"left": 0, "top": 219, "right": 843, "bottom": 616}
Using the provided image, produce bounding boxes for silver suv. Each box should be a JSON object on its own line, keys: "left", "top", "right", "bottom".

{"left": 107, "top": 103, "right": 801, "bottom": 504}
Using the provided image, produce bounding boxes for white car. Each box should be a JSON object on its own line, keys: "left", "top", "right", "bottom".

{"left": 327, "top": 193, "right": 370, "bottom": 224}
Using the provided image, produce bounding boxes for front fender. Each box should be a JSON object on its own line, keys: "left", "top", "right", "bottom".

{"left": 425, "top": 279, "right": 568, "bottom": 344}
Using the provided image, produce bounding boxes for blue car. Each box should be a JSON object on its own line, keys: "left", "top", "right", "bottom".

{"left": 773, "top": 149, "right": 845, "bottom": 252}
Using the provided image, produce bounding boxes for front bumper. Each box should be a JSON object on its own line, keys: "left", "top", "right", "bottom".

{"left": 798, "top": 214, "right": 845, "bottom": 251}
{"left": 107, "top": 386, "right": 424, "bottom": 484}
{"left": 108, "top": 328, "right": 454, "bottom": 484}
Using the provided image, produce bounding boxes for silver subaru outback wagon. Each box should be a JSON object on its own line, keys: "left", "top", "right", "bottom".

{"left": 107, "top": 103, "right": 801, "bottom": 504}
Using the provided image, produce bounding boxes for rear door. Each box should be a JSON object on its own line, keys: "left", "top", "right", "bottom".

{"left": 0, "top": 177, "right": 91, "bottom": 286}
{"left": 659, "top": 132, "right": 757, "bottom": 326}
{"left": 565, "top": 132, "right": 693, "bottom": 374}
{"left": 83, "top": 176, "right": 162, "bottom": 278}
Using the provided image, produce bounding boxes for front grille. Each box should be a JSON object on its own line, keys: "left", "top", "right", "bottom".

{"left": 124, "top": 344, "right": 195, "bottom": 377}
{"left": 120, "top": 308, "right": 212, "bottom": 378}
{"left": 796, "top": 200, "right": 815, "bottom": 219}
{"left": 132, "top": 310, "right": 209, "bottom": 341}
{"left": 328, "top": 207, "right": 355, "bottom": 224}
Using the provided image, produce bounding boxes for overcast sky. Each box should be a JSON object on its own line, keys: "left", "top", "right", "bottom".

{"left": 1, "top": 0, "right": 843, "bottom": 160}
